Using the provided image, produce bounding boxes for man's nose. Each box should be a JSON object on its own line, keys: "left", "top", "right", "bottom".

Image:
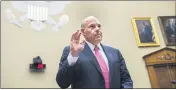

{"left": 95, "top": 26, "right": 100, "bottom": 31}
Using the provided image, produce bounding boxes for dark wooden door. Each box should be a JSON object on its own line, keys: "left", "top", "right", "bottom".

{"left": 154, "top": 64, "right": 176, "bottom": 88}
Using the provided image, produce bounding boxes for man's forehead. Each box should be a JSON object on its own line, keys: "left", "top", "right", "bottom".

{"left": 86, "top": 20, "right": 100, "bottom": 25}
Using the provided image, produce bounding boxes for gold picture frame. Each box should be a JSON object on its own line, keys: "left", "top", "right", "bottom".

{"left": 132, "top": 17, "right": 160, "bottom": 47}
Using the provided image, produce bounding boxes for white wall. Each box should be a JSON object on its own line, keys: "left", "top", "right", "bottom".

{"left": 1, "top": 1, "right": 175, "bottom": 88}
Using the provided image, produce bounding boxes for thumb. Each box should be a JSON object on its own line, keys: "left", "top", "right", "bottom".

{"left": 80, "top": 40, "right": 86, "bottom": 46}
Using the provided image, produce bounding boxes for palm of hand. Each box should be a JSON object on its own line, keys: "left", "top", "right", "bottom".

{"left": 70, "top": 30, "right": 85, "bottom": 56}
{"left": 71, "top": 40, "right": 84, "bottom": 53}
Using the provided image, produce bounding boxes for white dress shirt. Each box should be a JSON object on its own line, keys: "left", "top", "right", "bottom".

{"left": 67, "top": 41, "right": 109, "bottom": 70}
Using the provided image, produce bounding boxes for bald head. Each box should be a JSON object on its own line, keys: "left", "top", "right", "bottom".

{"left": 80, "top": 16, "right": 102, "bottom": 45}
{"left": 81, "top": 16, "right": 100, "bottom": 29}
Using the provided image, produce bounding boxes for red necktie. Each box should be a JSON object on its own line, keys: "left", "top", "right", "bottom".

{"left": 94, "top": 45, "right": 109, "bottom": 89}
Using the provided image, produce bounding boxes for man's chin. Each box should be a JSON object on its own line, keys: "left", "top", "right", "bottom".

{"left": 95, "top": 38, "right": 102, "bottom": 42}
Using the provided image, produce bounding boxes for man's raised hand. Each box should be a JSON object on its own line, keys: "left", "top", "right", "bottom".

{"left": 70, "top": 30, "right": 85, "bottom": 57}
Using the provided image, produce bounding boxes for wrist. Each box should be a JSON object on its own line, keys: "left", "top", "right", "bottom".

{"left": 70, "top": 51, "right": 79, "bottom": 57}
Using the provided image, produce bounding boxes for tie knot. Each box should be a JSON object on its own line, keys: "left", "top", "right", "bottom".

{"left": 94, "top": 45, "right": 99, "bottom": 51}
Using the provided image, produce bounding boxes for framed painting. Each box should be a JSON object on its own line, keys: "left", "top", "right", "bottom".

{"left": 158, "top": 16, "right": 176, "bottom": 46}
{"left": 132, "top": 17, "right": 160, "bottom": 47}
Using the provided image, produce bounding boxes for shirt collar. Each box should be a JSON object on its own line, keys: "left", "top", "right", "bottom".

{"left": 85, "top": 41, "right": 103, "bottom": 52}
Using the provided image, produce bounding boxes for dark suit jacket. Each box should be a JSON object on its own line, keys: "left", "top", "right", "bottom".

{"left": 165, "top": 25, "right": 176, "bottom": 43}
{"left": 140, "top": 25, "right": 154, "bottom": 43}
{"left": 56, "top": 43, "right": 133, "bottom": 89}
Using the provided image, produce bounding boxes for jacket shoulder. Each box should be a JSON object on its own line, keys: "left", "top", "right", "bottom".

{"left": 102, "top": 44, "right": 121, "bottom": 53}
{"left": 63, "top": 46, "right": 70, "bottom": 51}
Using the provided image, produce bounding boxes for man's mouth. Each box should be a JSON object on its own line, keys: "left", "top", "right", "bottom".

{"left": 95, "top": 34, "right": 101, "bottom": 36}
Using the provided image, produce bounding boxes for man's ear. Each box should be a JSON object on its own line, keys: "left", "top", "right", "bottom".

{"left": 81, "top": 29, "right": 85, "bottom": 35}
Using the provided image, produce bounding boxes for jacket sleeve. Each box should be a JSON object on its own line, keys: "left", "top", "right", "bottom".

{"left": 56, "top": 46, "right": 76, "bottom": 89}
{"left": 118, "top": 50, "right": 133, "bottom": 88}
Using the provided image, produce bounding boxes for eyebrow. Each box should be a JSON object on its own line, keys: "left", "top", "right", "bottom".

{"left": 88, "top": 23, "right": 101, "bottom": 27}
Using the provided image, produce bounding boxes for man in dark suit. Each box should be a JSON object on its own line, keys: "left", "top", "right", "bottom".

{"left": 56, "top": 16, "right": 133, "bottom": 89}
{"left": 165, "top": 19, "right": 176, "bottom": 43}
{"left": 140, "top": 21, "right": 154, "bottom": 43}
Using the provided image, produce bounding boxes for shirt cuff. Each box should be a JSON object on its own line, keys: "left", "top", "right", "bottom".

{"left": 67, "top": 52, "right": 79, "bottom": 66}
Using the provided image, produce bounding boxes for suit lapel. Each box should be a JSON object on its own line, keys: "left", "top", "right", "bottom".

{"left": 81, "top": 43, "right": 114, "bottom": 87}
{"left": 101, "top": 44, "right": 114, "bottom": 87}
{"left": 81, "top": 43, "right": 103, "bottom": 77}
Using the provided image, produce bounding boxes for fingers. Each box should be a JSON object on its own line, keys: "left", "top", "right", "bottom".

{"left": 75, "top": 30, "right": 81, "bottom": 40}
{"left": 80, "top": 40, "right": 86, "bottom": 46}
{"left": 71, "top": 31, "right": 76, "bottom": 41}
{"left": 77, "top": 31, "right": 81, "bottom": 40}
{"left": 71, "top": 30, "right": 81, "bottom": 41}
